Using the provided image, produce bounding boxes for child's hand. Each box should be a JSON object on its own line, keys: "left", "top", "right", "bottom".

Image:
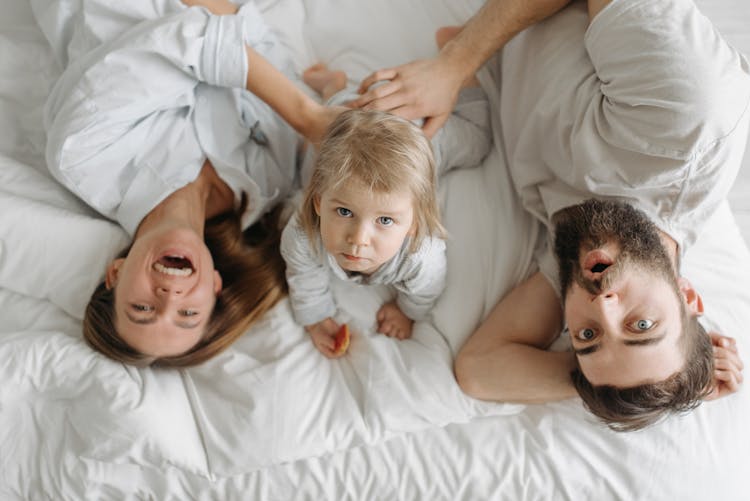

{"left": 181, "top": 0, "right": 238, "bottom": 15}
{"left": 305, "top": 317, "right": 344, "bottom": 358}
{"left": 705, "top": 332, "right": 743, "bottom": 400}
{"left": 376, "top": 302, "right": 413, "bottom": 340}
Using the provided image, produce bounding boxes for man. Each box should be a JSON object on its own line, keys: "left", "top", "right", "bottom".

{"left": 354, "top": 0, "right": 749, "bottom": 429}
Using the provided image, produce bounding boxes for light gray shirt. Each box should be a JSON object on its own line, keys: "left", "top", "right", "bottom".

{"left": 40, "top": 1, "right": 299, "bottom": 235}
{"left": 281, "top": 214, "right": 447, "bottom": 326}
{"left": 494, "top": 0, "right": 750, "bottom": 292}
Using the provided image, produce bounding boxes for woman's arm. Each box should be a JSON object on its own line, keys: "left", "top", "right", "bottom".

{"left": 183, "top": 0, "right": 339, "bottom": 144}
{"left": 243, "top": 46, "right": 336, "bottom": 145}
{"left": 454, "top": 272, "right": 577, "bottom": 403}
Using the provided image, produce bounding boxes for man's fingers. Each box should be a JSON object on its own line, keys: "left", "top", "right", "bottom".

{"left": 715, "top": 369, "right": 742, "bottom": 392}
{"left": 709, "top": 332, "right": 738, "bottom": 351}
{"left": 357, "top": 68, "right": 399, "bottom": 94}
{"left": 714, "top": 346, "right": 744, "bottom": 371}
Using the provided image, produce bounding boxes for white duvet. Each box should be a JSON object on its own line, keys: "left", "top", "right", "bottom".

{"left": 1, "top": 0, "right": 749, "bottom": 499}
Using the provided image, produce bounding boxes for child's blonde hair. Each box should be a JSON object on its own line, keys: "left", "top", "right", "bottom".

{"left": 300, "top": 109, "right": 446, "bottom": 253}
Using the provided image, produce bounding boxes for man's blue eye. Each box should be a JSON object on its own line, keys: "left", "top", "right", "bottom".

{"left": 336, "top": 207, "right": 352, "bottom": 217}
{"left": 378, "top": 216, "right": 393, "bottom": 226}
{"left": 635, "top": 319, "right": 654, "bottom": 330}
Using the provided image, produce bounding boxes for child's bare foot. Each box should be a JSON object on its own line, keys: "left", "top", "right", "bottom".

{"left": 303, "top": 63, "right": 348, "bottom": 102}
{"left": 435, "top": 26, "right": 479, "bottom": 88}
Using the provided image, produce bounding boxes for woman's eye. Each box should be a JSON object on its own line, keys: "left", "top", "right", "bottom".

{"left": 336, "top": 207, "right": 352, "bottom": 217}
{"left": 576, "top": 328, "right": 596, "bottom": 341}
{"left": 178, "top": 309, "right": 198, "bottom": 317}
{"left": 633, "top": 319, "right": 655, "bottom": 331}
{"left": 133, "top": 304, "right": 153, "bottom": 312}
{"left": 377, "top": 216, "right": 394, "bottom": 226}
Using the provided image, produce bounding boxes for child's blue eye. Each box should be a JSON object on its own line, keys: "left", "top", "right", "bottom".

{"left": 336, "top": 207, "right": 352, "bottom": 217}
{"left": 378, "top": 216, "right": 394, "bottom": 226}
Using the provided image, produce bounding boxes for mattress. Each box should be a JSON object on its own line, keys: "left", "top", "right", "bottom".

{"left": 1, "top": 0, "right": 748, "bottom": 499}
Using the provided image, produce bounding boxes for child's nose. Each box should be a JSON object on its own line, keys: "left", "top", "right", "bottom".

{"left": 347, "top": 223, "right": 369, "bottom": 245}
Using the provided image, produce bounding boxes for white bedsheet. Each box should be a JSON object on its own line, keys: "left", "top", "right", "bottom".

{"left": 1, "top": 0, "right": 749, "bottom": 499}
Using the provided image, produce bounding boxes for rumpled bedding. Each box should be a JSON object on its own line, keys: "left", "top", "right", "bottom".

{"left": 1, "top": 0, "right": 749, "bottom": 499}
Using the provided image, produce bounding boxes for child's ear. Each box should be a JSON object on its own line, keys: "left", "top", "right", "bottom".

{"left": 313, "top": 195, "right": 321, "bottom": 216}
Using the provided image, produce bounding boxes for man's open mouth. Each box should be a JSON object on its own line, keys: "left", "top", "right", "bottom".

{"left": 590, "top": 262, "right": 610, "bottom": 273}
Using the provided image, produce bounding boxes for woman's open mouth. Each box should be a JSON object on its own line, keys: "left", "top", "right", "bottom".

{"left": 153, "top": 254, "right": 194, "bottom": 277}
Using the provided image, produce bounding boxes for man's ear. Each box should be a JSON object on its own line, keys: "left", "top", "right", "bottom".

{"left": 678, "top": 277, "right": 704, "bottom": 316}
{"left": 213, "top": 270, "right": 223, "bottom": 296}
{"left": 105, "top": 258, "right": 125, "bottom": 290}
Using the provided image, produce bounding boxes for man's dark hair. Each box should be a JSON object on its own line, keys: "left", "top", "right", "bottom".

{"left": 571, "top": 309, "right": 713, "bottom": 432}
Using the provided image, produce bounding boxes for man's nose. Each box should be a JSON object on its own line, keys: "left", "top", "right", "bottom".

{"left": 590, "top": 291, "right": 621, "bottom": 329}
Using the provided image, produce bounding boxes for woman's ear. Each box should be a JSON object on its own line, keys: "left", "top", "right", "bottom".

{"left": 678, "top": 277, "right": 704, "bottom": 316}
{"left": 213, "top": 270, "right": 223, "bottom": 296}
{"left": 105, "top": 258, "right": 126, "bottom": 290}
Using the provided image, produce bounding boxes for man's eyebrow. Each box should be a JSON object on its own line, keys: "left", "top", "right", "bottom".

{"left": 623, "top": 333, "right": 666, "bottom": 346}
{"left": 126, "top": 312, "right": 156, "bottom": 325}
{"left": 574, "top": 333, "right": 667, "bottom": 356}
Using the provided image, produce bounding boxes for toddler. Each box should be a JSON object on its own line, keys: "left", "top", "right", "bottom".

{"left": 281, "top": 59, "right": 491, "bottom": 358}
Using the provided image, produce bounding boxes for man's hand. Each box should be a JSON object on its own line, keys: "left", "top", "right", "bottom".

{"left": 705, "top": 332, "right": 743, "bottom": 400}
{"left": 376, "top": 302, "right": 414, "bottom": 340}
{"left": 305, "top": 317, "right": 344, "bottom": 359}
{"left": 351, "top": 57, "right": 465, "bottom": 138}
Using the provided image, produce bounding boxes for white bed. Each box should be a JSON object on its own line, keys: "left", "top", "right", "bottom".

{"left": 1, "top": 0, "right": 749, "bottom": 499}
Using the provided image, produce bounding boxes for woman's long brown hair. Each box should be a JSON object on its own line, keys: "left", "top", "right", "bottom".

{"left": 83, "top": 203, "right": 287, "bottom": 367}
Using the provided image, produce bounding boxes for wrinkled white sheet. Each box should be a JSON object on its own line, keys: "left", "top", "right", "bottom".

{"left": 1, "top": 0, "right": 749, "bottom": 499}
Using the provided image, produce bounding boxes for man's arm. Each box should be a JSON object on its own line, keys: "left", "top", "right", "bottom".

{"left": 454, "top": 272, "right": 577, "bottom": 403}
{"left": 352, "top": 0, "right": 572, "bottom": 136}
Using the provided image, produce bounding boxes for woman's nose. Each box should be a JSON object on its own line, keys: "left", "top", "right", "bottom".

{"left": 156, "top": 285, "right": 183, "bottom": 296}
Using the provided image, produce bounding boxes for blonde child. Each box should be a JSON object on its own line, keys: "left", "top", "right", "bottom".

{"left": 281, "top": 59, "right": 491, "bottom": 358}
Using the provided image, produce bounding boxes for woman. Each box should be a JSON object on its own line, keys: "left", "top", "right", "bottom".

{"left": 36, "top": 0, "right": 337, "bottom": 365}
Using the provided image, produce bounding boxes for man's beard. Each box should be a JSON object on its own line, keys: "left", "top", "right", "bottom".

{"left": 553, "top": 199, "right": 677, "bottom": 297}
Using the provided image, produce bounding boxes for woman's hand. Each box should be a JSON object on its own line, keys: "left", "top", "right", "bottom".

{"left": 301, "top": 104, "right": 347, "bottom": 148}
{"left": 704, "top": 332, "right": 743, "bottom": 400}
